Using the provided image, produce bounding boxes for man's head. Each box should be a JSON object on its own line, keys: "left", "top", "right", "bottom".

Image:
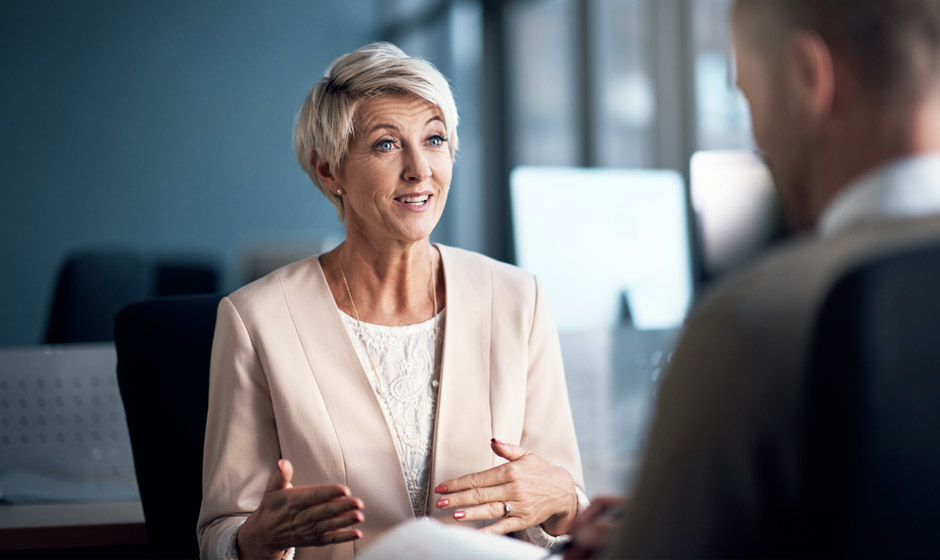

{"left": 732, "top": 0, "right": 940, "bottom": 230}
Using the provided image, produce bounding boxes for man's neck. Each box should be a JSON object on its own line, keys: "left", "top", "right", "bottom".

{"left": 810, "top": 92, "right": 940, "bottom": 223}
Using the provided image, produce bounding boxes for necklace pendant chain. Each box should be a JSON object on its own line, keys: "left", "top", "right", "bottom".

{"left": 340, "top": 250, "right": 440, "bottom": 517}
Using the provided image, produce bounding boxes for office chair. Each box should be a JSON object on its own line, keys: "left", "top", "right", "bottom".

{"left": 806, "top": 240, "right": 940, "bottom": 558}
{"left": 155, "top": 260, "right": 219, "bottom": 296}
{"left": 46, "top": 251, "right": 220, "bottom": 344}
{"left": 45, "top": 251, "right": 153, "bottom": 344}
{"left": 114, "top": 293, "right": 224, "bottom": 559}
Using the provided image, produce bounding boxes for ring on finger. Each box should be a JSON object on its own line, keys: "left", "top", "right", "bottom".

{"left": 501, "top": 501, "right": 511, "bottom": 518}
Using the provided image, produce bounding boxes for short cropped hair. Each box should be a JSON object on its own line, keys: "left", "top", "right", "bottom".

{"left": 734, "top": 0, "right": 940, "bottom": 106}
{"left": 293, "top": 42, "right": 459, "bottom": 222}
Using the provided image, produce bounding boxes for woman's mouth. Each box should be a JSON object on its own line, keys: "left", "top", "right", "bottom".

{"left": 396, "top": 194, "right": 430, "bottom": 207}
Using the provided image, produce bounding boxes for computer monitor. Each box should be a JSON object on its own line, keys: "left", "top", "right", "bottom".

{"left": 510, "top": 166, "right": 694, "bottom": 331}
{"left": 690, "top": 150, "right": 784, "bottom": 281}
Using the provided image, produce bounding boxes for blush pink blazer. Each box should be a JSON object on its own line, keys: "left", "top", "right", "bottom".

{"left": 197, "top": 245, "right": 584, "bottom": 559}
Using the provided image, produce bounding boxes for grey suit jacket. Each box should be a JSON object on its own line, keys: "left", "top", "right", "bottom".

{"left": 604, "top": 216, "right": 940, "bottom": 558}
{"left": 197, "top": 244, "right": 583, "bottom": 559}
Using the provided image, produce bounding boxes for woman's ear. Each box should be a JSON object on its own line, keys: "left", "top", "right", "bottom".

{"left": 310, "top": 150, "right": 341, "bottom": 192}
{"left": 785, "top": 30, "right": 835, "bottom": 125}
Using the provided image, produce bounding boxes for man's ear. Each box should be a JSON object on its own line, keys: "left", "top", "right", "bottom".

{"left": 785, "top": 30, "right": 835, "bottom": 124}
{"left": 310, "top": 150, "right": 341, "bottom": 192}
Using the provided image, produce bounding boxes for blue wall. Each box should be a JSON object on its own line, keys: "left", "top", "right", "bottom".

{"left": 0, "top": 0, "right": 377, "bottom": 346}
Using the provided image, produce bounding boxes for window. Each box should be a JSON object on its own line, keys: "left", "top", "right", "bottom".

{"left": 692, "top": 0, "right": 753, "bottom": 150}
{"left": 591, "top": 0, "right": 655, "bottom": 167}
{"left": 506, "top": 0, "right": 579, "bottom": 167}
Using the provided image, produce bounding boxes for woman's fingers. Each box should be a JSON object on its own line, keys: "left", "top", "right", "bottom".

{"left": 243, "top": 461, "right": 367, "bottom": 552}
{"left": 478, "top": 515, "right": 527, "bottom": 535}
{"left": 435, "top": 464, "right": 507, "bottom": 496}
{"left": 292, "top": 495, "right": 364, "bottom": 531}
{"left": 281, "top": 495, "right": 365, "bottom": 548}
{"left": 489, "top": 438, "right": 530, "bottom": 462}
{"left": 436, "top": 482, "right": 514, "bottom": 511}
{"left": 447, "top": 499, "right": 509, "bottom": 522}
{"left": 318, "top": 528, "right": 364, "bottom": 546}
{"left": 435, "top": 439, "right": 531, "bottom": 497}
{"left": 265, "top": 458, "right": 294, "bottom": 493}
{"left": 435, "top": 440, "right": 578, "bottom": 536}
{"left": 297, "top": 503, "right": 364, "bottom": 539}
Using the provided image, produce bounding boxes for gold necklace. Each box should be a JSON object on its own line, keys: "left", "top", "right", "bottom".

{"left": 339, "top": 252, "right": 440, "bottom": 517}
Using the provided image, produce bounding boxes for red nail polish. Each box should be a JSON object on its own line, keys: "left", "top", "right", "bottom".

{"left": 491, "top": 438, "right": 504, "bottom": 446}
{"left": 454, "top": 510, "right": 465, "bottom": 520}
{"left": 435, "top": 484, "right": 447, "bottom": 493}
{"left": 437, "top": 498, "right": 449, "bottom": 508}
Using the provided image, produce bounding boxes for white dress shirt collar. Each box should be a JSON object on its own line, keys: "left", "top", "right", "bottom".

{"left": 818, "top": 152, "right": 940, "bottom": 237}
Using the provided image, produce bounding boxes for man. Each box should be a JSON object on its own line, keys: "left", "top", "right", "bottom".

{"left": 567, "top": 0, "right": 940, "bottom": 558}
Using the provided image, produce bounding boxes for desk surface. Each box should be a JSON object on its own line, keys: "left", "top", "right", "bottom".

{"left": 0, "top": 500, "right": 146, "bottom": 550}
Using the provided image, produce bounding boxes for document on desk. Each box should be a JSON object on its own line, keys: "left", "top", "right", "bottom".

{"left": 357, "top": 518, "right": 550, "bottom": 560}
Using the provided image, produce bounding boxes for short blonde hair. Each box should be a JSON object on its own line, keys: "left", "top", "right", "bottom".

{"left": 293, "top": 42, "right": 459, "bottom": 222}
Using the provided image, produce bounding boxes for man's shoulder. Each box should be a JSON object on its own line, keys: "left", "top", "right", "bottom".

{"left": 694, "top": 216, "right": 940, "bottom": 332}
{"left": 652, "top": 217, "right": 940, "bottom": 458}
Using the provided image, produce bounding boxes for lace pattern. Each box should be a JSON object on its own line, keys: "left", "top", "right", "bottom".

{"left": 340, "top": 310, "right": 444, "bottom": 517}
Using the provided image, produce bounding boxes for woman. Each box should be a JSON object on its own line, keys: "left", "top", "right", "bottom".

{"left": 197, "top": 42, "right": 586, "bottom": 560}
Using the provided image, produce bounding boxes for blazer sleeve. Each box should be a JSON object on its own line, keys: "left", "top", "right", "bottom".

{"left": 197, "top": 296, "right": 283, "bottom": 559}
{"left": 519, "top": 278, "right": 585, "bottom": 491}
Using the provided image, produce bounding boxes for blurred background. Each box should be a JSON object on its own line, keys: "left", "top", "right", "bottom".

{"left": 0, "top": 0, "right": 758, "bottom": 347}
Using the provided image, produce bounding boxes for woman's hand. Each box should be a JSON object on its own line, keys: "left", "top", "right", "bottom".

{"left": 434, "top": 439, "right": 578, "bottom": 536}
{"left": 563, "top": 495, "right": 627, "bottom": 560}
{"left": 236, "top": 459, "right": 365, "bottom": 559}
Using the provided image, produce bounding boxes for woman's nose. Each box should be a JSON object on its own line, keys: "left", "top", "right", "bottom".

{"left": 402, "top": 148, "right": 432, "bottom": 182}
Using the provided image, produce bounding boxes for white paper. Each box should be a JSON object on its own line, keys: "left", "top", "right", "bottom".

{"left": 357, "top": 518, "right": 552, "bottom": 560}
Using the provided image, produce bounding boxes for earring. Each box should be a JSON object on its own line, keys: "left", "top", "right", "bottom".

{"left": 336, "top": 189, "right": 343, "bottom": 195}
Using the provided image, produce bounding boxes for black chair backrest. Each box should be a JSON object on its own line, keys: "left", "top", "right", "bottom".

{"left": 46, "top": 252, "right": 153, "bottom": 344}
{"left": 807, "top": 240, "right": 940, "bottom": 558}
{"left": 155, "top": 261, "right": 219, "bottom": 297}
{"left": 46, "top": 251, "right": 219, "bottom": 344}
{"left": 114, "top": 293, "right": 223, "bottom": 559}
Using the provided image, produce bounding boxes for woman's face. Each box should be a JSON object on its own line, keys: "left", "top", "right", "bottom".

{"left": 337, "top": 93, "right": 453, "bottom": 249}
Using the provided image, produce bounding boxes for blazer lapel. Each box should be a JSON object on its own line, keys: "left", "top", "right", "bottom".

{"left": 278, "top": 256, "right": 413, "bottom": 532}
{"left": 430, "top": 245, "right": 496, "bottom": 523}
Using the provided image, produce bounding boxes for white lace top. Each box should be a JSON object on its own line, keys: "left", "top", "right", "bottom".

{"left": 340, "top": 310, "right": 443, "bottom": 517}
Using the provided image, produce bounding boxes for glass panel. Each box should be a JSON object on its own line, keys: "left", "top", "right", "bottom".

{"left": 395, "top": 17, "right": 448, "bottom": 67}
{"left": 591, "top": 0, "right": 655, "bottom": 167}
{"left": 692, "top": 0, "right": 753, "bottom": 149}
{"left": 506, "top": 0, "right": 579, "bottom": 166}
{"left": 381, "top": 0, "right": 439, "bottom": 22}
{"left": 443, "top": 1, "right": 487, "bottom": 252}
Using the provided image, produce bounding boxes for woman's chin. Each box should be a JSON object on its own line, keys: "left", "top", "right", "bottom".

{"left": 354, "top": 228, "right": 436, "bottom": 249}
{"left": 347, "top": 215, "right": 441, "bottom": 247}
{"left": 380, "top": 218, "right": 442, "bottom": 246}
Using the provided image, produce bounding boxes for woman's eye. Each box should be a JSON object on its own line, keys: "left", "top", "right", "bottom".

{"left": 429, "top": 135, "right": 446, "bottom": 147}
{"left": 376, "top": 140, "right": 394, "bottom": 151}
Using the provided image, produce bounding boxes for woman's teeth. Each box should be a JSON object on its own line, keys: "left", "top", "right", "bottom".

{"left": 398, "top": 195, "right": 429, "bottom": 205}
